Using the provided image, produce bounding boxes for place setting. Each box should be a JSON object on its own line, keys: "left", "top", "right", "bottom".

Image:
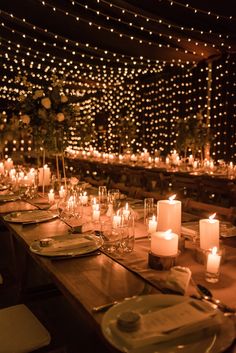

{"left": 3, "top": 209, "right": 58, "bottom": 225}
{"left": 30, "top": 232, "right": 103, "bottom": 259}
{"left": 100, "top": 292, "right": 235, "bottom": 353}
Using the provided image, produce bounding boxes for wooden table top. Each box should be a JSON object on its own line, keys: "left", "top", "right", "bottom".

{"left": 0, "top": 199, "right": 235, "bottom": 353}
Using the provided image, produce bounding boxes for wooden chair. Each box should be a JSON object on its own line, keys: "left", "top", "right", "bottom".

{"left": 0, "top": 304, "right": 51, "bottom": 353}
{"left": 171, "top": 173, "right": 201, "bottom": 200}
{"left": 199, "top": 176, "right": 235, "bottom": 207}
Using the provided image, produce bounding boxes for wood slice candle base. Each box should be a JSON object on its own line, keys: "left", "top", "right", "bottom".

{"left": 148, "top": 251, "right": 180, "bottom": 271}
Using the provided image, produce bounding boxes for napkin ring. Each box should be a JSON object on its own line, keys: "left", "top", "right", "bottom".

{"left": 148, "top": 251, "right": 180, "bottom": 271}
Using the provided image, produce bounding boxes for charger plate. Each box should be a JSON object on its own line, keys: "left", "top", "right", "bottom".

{"left": 30, "top": 233, "right": 103, "bottom": 257}
{"left": 102, "top": 294, "right": 235, "bottom": 353}
{"left": 4, "top": 210, "right": 58, "bottom": 224}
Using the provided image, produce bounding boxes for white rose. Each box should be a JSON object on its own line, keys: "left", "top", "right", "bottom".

{"left": 61, "top": 95, "right": 68, "bottom": 103}
{"left": 21, "top": 114, "right": 31, "bottom": 124}
{"left": 41, "top": 97, "right": 51, "bottom": 109}
{"left": 33, "top": 90, "right": 44, "bottom": 99}
{"left": 70, "top": 177, "right": 79, "bottom": 186}
{"left": 56, "top": 112, "right": 65, "bottom": 122}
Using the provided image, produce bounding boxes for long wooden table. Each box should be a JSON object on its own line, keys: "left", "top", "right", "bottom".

{"left": 0, "top": 199, "right": 236, "bottom": 353}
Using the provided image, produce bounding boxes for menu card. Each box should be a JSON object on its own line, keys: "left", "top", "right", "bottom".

{"left": 109, "top": 299, "right": 218, "bottom": 349}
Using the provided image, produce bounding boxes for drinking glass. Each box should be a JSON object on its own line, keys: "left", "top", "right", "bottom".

{"left": 100, "top": 218, "right": 121, "bottom": 254}
{"left": 144, "top": 197, "right": 155, "bottom": 225}
{"left": 108, "top": 189, "right": 120, "bottom": 212}
{"left": 98, "top": 185, "right": 107, "bottom": 213}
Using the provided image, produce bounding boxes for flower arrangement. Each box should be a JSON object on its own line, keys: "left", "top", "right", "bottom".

{"left": 18, "top": 86, "right": 76, "bottom": 154}
{"left": 175, "top": 111, "right": 213, "bottom": 159}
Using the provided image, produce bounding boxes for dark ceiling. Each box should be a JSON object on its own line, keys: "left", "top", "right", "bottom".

{"left": 0, "top": 0, "right": 236, "bottom": 94}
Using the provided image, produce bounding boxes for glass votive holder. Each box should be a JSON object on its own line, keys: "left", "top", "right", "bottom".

{"left": 205, "top": 247, "right": 221, "bottom": 283}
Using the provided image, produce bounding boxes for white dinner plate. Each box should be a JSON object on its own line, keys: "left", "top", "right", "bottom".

{"left": 30, "top": 233, "right": 103, "bottom": 257}
{"left": 4, "top": 210, "right": 58, "bottom": 224}
{"left": 101, "top": 294, "right": 235, "bottom": 353}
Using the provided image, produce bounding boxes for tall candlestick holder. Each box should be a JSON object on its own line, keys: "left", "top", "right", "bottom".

{"left": 148, "top": 251, "right": 180, "bottom": 271}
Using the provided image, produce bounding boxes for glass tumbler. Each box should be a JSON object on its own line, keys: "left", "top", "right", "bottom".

{"left": 144, "top": 197, "right": 155, "bottom": 225}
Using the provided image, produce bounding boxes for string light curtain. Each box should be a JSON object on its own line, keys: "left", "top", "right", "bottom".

{"left": 0, "top": 0, "right": 235, "bottom": 160}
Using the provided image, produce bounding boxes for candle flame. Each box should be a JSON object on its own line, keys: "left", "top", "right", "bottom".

{"left": 169, "top": 194, "right": 176, "bottom": 202}
{"left": 211, "top": 246, "right": 218, "bottom": 255}
{"left": 209, "top": 213, "right": 216, "bottom": 221}
{"left": 152, "top": 215, "right": 156, "bottom": 221}
{"left": 164, "top": 229, "right": 172, "bottom": 240}
{"left": 125, "top": 202, "right": 129, "bottom": 210}
{"left": 49, "top": 189, "right": 54, "bottom": 193}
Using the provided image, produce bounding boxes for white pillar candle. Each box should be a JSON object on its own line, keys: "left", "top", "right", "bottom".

{"left": 80, "top": 192, "right": 88, "bottom": 205}
{"left": 199, "top": 214, "right": 219, "bottom": 250}
{"left": 48, "top": 189, "right": 55, "bottom": 203}
{"left": 92, "top": 204, "right": 100, "bottom": 221}
{"left": 206, "top": 247, "right": 221, "bottom": 274}
{"left": 4, "top": 158, "right": 13, "bottom": 170}
{"left": 113, "top": 213, "right": 121, "bottom": 228}
{"left": 148, "top": 215, "right": 157, "bottom": 234}
{"left": 91, "top": 197, "right": 97, "bottom": 211}
{"left": 9, "top": 168, "right": 16, "bottom": 178}
{"left": 38, "top": 165, "right": 51, "bottom": 186}
{"left": 59, "top": 186, "right": 66, "bottom": 199}
{"left": 157, "top": 195, "right": 181, "bottom": 236}
{"left": 0, "top": 162, "right": 5, "bottom": 175}
{"left": 151, "top": 230, "right": 178, "bottom": 257}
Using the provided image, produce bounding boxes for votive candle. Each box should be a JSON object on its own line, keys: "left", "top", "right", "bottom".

{"left": 148, "top": 215, "right": 157, "bottom": 234}
{"left": 48, "top": 189, "right": 55, "bottom": 203}
{"left": 206, "top": 247, "right": 221, "bottom": 274}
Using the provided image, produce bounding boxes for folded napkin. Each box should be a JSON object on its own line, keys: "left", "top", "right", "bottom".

{"left": 10, "top": 210, "right": 53, "bottom": 222}
{"left": 165, "top": 266, "right": 192, "bottom": 295}
{"left": 181, "top": 226, "right": 198, "bottom": 238}
{"left": 70, "top": 222, "right": 94, "bottom": 234}
{"left": 47, "top": 237, "right": 93, "bottom": 251}
{"left": 109, "top": 299, "right": 218, "bottom": 350}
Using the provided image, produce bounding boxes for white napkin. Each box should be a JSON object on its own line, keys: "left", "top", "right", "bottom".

{"left": 181, "top": 226, "right": 198, "bottom": 238}
{"left": 38, "top": 236, "right": 94, "bottom": 254}
{"left": 165, "top": 266, "right": 192, "bottom": 294}
{"left": 109, "top": 299, "right": 218, "bottom": 350}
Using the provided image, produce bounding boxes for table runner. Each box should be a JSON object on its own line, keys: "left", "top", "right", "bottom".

{"left": 101, "top": 236, "right": 236, "bottom": 310}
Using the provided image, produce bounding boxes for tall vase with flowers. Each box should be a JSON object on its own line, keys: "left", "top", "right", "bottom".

{"left": 18, "top": 85, "right": 76, "bottom": 184}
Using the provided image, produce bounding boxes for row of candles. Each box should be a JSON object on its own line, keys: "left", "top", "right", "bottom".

{"left": 0, "top": 158, "right": 223, "bottom": 278}
{"left": 67, "top": 147, "right": 236, "bottom": 172}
